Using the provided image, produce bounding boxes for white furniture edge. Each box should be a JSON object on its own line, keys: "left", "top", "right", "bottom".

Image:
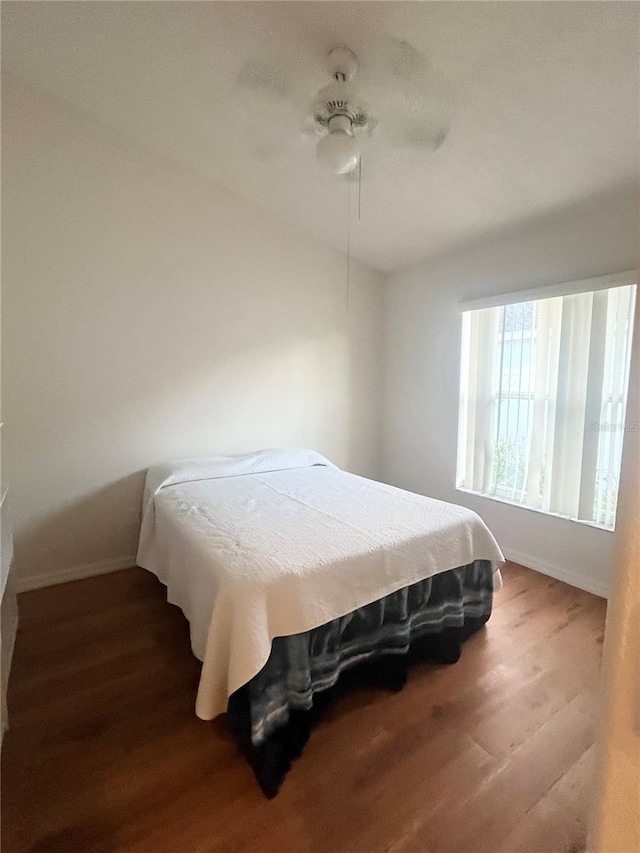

{"left": 1, "top": 487, "right": 18, "bottom": 745}
{"left": 0, "top": 486, "right": 12, "bottom": 600}
{"left": 14, "top": 554, "right": 137, "bottom": 593}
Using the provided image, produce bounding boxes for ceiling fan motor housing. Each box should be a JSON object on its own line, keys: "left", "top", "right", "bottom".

{"left": 313, "top": 84, "right": 369, "bottom": 133}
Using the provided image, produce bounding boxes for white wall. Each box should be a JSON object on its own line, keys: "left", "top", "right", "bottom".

{"left": 382, "top": 188, "right": 638, "bottom": 597}
{"left": 2, "top": 75, "right": 384, "bottom": 590}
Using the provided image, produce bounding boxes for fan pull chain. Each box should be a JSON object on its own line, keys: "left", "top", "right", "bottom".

{"left": 345, "top": 157, "right": 362, "bottom": 311}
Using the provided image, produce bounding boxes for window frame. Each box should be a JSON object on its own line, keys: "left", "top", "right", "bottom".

{"left": 455, "top": 270, "right": 638, "bottom": 532}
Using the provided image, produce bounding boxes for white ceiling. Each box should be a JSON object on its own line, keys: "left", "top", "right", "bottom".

{"left": 2, "top": 1, "right": 638, "bottom": 272}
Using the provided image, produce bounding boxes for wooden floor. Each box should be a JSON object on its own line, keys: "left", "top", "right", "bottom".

{"left": 2, "top": 563, "right": 606, "bottom": 853}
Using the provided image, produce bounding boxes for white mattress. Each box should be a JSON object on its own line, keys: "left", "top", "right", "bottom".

{"left": 137, "top": 450, "right": 504, "bottom": 719}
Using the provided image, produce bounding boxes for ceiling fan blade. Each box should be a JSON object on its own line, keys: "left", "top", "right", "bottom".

{"left": 372, "top": 123, "right": 447, "bottom": 154}
{"left": 236, "top": 58, "right": 294, "bottom": 101}
{"left": 372, "top": 87, "right": 452, "bottom": 152}
{"left": 394, "top": 117, "right": 448, "bottom": 151}
{"left": 234, "top": 54, "right": 327, "bottom": 149}
{"left": 357, "top": 35, "right": 455, "bottom": 151}
{"left": 363, "top": 36, "right": 429, "bottom": 84}
{"left": 358, "top": 36, "right": 453, "bottom": 99}
{"left": 234, "top": 37, "right": 455, "bottom": 170}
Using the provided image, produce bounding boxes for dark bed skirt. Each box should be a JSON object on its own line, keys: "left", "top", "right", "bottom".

{"left": 226, "top": 561, "right": 495, "bottom": 798}
{"left": 228, "top": 614, "right": 488, "bottom": 798}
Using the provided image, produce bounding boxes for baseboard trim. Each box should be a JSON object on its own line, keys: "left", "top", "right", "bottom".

{"left": 15, "top": 555, "right": 138, "bottom": 593}
{"left": 504, "top": 548, "right": 609, "bottom": 599}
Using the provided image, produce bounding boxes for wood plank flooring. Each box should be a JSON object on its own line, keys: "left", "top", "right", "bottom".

{"left": 1, "top": 563, "right": 606, "bottom": 853}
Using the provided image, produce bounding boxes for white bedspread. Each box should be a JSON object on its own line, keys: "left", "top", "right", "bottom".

{"left": 137, "top": 449, "right": 504, "bottom": 719}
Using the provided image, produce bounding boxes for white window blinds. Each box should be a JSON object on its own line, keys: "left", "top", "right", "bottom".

{"left": 456, "top": 280, "right": 636, "bottom": 529}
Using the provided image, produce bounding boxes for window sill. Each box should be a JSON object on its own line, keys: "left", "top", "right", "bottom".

{"left": 455, "top": 486, "right": 616, "bottom": 533}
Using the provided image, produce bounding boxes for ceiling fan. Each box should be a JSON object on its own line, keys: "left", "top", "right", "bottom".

{"left": 311, "top": 47, "right": 373, "bottom": 175}
{"left": 235, "top": 39, "right": 452, "bottom": 177}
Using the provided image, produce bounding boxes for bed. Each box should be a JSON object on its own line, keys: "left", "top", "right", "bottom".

{"left": 137, "top": 449, "right": 504, "bottom": 796}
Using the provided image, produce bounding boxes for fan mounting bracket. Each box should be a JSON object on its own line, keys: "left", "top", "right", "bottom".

{"left": 326, "top": 47, "right": 358, "bottom": 83}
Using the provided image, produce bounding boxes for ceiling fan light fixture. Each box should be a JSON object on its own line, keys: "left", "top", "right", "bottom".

{"left": 316, "top": 127, "right": 360, "bottom": 175}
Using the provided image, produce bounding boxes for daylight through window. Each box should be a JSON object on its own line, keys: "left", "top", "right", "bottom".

{"left": 456, "top": 280, "right": 636, "bottom": 529}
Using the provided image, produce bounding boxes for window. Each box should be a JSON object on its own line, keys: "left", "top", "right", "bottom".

{"left": 456, "top": 276, "right": 636, "bottom": 530}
